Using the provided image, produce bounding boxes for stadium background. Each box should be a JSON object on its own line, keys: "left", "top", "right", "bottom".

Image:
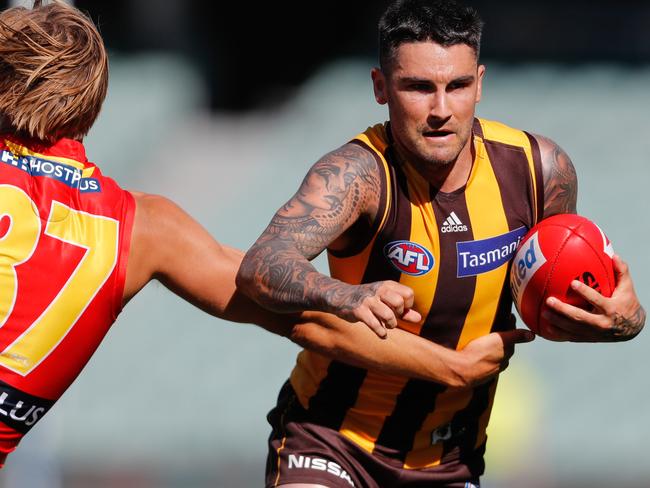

{"left": 1, "top": 0, "right": 649, "bottom": 487}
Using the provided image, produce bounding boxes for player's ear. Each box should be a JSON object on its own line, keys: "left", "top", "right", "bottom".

{"left": 371, "top": 67, "right": 388, "bottom": 105}
{"left": 475, "top": 65, "right": 486, "bottom": 104}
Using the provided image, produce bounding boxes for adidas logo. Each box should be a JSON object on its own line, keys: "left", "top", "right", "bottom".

{"left": 441, "top": 211, "right": 468, "bottom": 233}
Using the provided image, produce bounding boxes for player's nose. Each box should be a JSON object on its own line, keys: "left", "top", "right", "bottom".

{"left": 428, "top": 91, "right": 452, "bottom": 120}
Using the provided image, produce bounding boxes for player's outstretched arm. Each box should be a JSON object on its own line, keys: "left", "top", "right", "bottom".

{"left": 123, "top": 192, "right": 286, "bottom": 326}
{"left": 292, "top": 313, "right": 535, "bottom": 387}
{"left": 121, "top": 192, "right": 525, "bottom": 383}
{"left": 533, "top": 135, "right": 645, "bottom": 341}
{"left": 236, "top": 144, "right": 421, "bottom": 338}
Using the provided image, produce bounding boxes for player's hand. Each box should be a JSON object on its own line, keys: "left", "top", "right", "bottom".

{"left": 458, "top": 327, "right": 535, "bottom": 387}
{"left": 332, "top": 281, "right": 422, "bottom": 339}
{"left": 542, "top": 254, "right": 646, "bottom": 342}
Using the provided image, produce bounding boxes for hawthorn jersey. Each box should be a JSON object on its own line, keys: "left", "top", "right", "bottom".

{"left": 0, "top": 136, "right": 135, "bottom": 464}
{"left": 285, "top": 118, "right": 544, "bottom": 478}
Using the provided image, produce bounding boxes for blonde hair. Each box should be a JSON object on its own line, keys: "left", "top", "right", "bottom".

{"left": 0, "top": 0, "right": 108, "bottom": 142}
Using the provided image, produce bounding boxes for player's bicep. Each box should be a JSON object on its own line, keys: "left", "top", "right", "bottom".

{"left": 265, "top": 143, "right": 382, "bottom": 259}
{"left": 125, "top": 193, "right": 240, "bottom": 314}
{"left": 534, "top": 134, "right": 578, "bottom": 218}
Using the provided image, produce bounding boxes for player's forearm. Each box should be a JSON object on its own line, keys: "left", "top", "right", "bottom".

{"left": 236, "top": 236, "right": 357, "bottom": 315}
{"left": 290, "top": 312, "right": 471, "bottom": 387}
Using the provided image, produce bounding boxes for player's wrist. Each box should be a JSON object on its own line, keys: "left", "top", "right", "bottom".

{"left": 316, "top": 280, "right": 364, "bottom": 318}
{"left": 437, "top": 349, "right": 471, "bottom": 389}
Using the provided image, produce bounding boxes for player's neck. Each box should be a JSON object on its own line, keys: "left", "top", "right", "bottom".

{"left": 393, "top": 139, "right": 474, "bottom": 193}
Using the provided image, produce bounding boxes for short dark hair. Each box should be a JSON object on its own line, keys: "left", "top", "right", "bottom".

{"left": 379, "top": 0, "right": 483, "bottom": 70}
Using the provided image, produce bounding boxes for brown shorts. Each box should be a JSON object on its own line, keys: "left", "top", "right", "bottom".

{"left": 265, "top": 382, "right": 481, "bottom": 488}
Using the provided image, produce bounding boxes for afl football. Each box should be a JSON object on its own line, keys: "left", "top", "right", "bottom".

{"left": 510, "top": 214, "right": 615, "bottom": 337}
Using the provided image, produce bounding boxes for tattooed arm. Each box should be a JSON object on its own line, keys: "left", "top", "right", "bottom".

{"left": 535, "top": 133, "right": 578, "bottom": 217}
{"left": 236, "top": 143, "right": 421, "bottom": 338}
{"left": 532, "top": 134, "right": 645, "bottom": 342}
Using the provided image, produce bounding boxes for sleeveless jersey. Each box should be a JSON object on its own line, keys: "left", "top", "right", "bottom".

{"left": 288, "top": 118, "right": 544, "bottom": 476}
{"left": 0, "top": 135, "right": 135, "bottom": 463}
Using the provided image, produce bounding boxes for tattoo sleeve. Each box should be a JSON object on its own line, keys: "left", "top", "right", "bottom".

{"left": 535, "top": 134, "right": 578, "bottom": 217}
{"left": 236, "top": 143, "right": 382, "bottom": 314}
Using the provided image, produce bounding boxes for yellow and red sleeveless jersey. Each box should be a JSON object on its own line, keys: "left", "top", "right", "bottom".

{"left": 0, "top": 135, "right": 134, "bottom": 463}
{"left": 289, "top": 118, "right": 544, "bottom": 474}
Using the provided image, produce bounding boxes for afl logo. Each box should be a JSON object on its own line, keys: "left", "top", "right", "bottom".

{"left": 383, "top": 240, "right": 435, "bottom": 276}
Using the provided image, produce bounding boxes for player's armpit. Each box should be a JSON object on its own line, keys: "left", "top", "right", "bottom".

{"left": 122, "top": 191, "right": 163, "bottom": 303}
{"left": 533, "top": 133, "right": 578, "bottom": 218}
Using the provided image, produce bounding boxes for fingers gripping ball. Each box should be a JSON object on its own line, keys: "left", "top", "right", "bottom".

{"left": 509, "top": 214, "right": 615, "bottom": 338}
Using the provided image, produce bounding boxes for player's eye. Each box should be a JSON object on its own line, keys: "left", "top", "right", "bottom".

{"left": 410, "top": 83, "right": 432, "bottom": 91}
{"left": 447, "top": 80, "right": 472, "bottom": 92}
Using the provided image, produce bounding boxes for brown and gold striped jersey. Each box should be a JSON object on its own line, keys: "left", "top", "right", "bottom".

{"left": 288, "top": 118, "right": 544, "bottom": 473}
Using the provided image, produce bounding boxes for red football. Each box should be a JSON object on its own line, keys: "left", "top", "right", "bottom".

{"left": 509, "top": 214, "right": 615, "bottom": 338}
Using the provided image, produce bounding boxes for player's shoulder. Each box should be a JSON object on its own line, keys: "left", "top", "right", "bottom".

{"left": 526, "top": 133, "right": 577, "bottom": 217}
{"left": 128, "top": 192, "right": 200, "bottom": 271}
{"left": 350, "top": 122, "right": 390, "bottom": 152}
{"left": 323, "top": 140, "right": 377, "bottom": 165}
{"left": 312, "top": 136, "right": 382, "bottom": 182}
{"left": 476, "top": 119, "right": 576, "bottom": 174}
{"left": 474, "top": 117, "right": 534, "bottom": 148}
{"left": 527, "top": 132, "right": 564, "bottom": 155}
{"left": 475, "top": 117, "right": 565, "bottom": 153}
{"left": 130, "top": 191, "right": 183, "bottom": 223}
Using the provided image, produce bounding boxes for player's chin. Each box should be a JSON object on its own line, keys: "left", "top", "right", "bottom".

{"left": 425, "top": 151, "right": 458, "bottom": 167}
{"left": 421, "top": 142, "right": 461, "bottom": 164}
{"left": 420, "top": 146, "right": 455, "bottom": 166}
